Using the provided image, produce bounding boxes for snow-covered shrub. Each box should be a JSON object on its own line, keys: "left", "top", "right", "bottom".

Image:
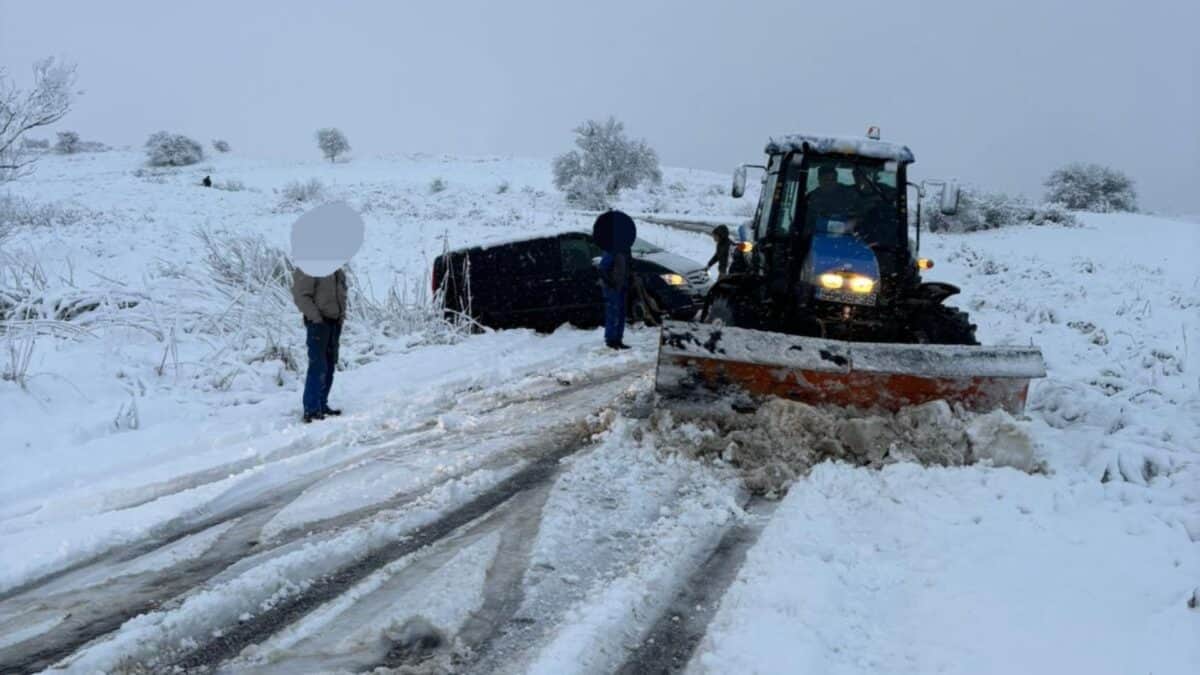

{"left": 131, "top": 166, "right": 177, "bottom": 184}
{"left": 21, "top": 137, "right": 50, "bottom": 150}
{"left": 1043, "top": 162, "right": 1137, "bottom": 212}
{"left": 562, "top": 174, "right": 611, "bottom": 211}
{"left": 496, "top": 180, "right": 510, "bottom": 194}
{"left": 315, "top": 127, "right": 350, "bottom": 162}
{"left": 196, "top": 227, "right": 291, "bottom": 293}
{"left": 212, "top": 139, "right": 231, "bottom": 153}
{"left": 429, "top": 177, "right": 447, "bottom": 194}
{"left": 213, "top": 179, "right": 245, "bottom": 192}
{"left": 552, "top": 116, "right": 661, "bottom": 206}
{"left": 344, "top": 267, "right": 463, "bottom": 342}
{"left": 77, "top": 140, "right": 108, "bottom": 152}
{"left": 0, "top": 193, "right": 86, "bottom": 233}
{"left": 54, "top": 131, "right": 81, "bottom": 154}
{"left": 925, "top": 188, "right": 1079, "bottom": 233}
{"left": 191, "top": 228, "right": 300, "bottom": 381}
{"left": 144, "top": 131, "right": 204, "bottom": 167}
{"left": 278, "top": 178, "right": 325, "bottom": 208}
{"left": 0, "top": 327, "right": 37, "bottom": 389}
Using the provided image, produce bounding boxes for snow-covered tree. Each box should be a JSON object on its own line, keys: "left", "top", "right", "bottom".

{"left": 212, "top": 139, "right": 231, "bottom": 153}
{"left": 144, "top": 131, "right": 204, "bottom": 166}
{"left": 562, "top": 174, "right": 610, "bottom": 211}
{"left": 1043, "top": 163, "right": 1137, "bottom": 212}
{"left": 54, "top": 130, "right": 80, "bottom": 154}
{"left": 21, "top": 137, "right": 50, "bottom": 150}
{"left": 316, "top": 128, "right": 350, "bottom": 163}
{"left": 552, "top": 117, "right": 661, "bottom": 205}
{"left": 0, "top": 57, "right": 77, "bottom": 183}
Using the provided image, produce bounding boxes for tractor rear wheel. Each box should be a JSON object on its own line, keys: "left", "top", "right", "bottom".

{"left": 911, "top": 305, "right": 979, "bottom": 345}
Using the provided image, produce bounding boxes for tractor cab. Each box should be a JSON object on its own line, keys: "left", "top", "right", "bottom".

{"left": 653, "top": 130, "right": 1045, "bottom": 417}
{"left": 722, "top": 132, "right": 962, "bottom": 342}
{"left": 736, "top": 135, "right": 914, "bottom": 292}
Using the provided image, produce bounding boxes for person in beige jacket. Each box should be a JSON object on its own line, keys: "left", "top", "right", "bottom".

{"left": 292, "top": 268, "right": 348, "bottom": 422}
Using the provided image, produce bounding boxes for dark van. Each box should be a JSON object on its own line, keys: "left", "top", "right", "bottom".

{"left": 432, "top": 231, "right": 708, "bottom": 331}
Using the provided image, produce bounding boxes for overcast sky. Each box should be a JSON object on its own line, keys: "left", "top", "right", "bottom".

{"left": 2, "top": 0, "right": 1196, "bottom": 213}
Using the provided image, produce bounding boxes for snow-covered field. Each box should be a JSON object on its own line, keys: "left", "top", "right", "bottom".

{"left": 0, "top": 151, "right": 1196, "bottom": 674}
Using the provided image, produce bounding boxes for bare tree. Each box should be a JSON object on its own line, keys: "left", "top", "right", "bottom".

{"left": 0, "top": 58, "right": 77, "bottom": 183}
{"left": 316, "top": 127, "right": 350, "bottom": 163}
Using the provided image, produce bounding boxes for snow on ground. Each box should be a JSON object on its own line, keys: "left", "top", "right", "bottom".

{"left": 695, "top": 461, "right": 1199, "bottom": 675}
{"left": 690, "top": 213, "right": 1200, "bottom": 674}
{"left": 1, "top": 150, "right": 1197, "bottom": 674}
{"left": 0, "top": 150, "right": 724, "bottom": 595}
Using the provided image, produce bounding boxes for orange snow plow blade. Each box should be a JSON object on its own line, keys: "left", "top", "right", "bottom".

{"left": 655, "top": 321, "right": 1046, "bottom": 415}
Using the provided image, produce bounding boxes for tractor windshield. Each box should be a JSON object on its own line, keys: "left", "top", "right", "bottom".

{"left": 775, "top": 154, "right": 903, "bottom": 248}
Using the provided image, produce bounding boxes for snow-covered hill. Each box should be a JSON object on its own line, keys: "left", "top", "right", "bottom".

{"left": 0, "top": 152, "right": 1196, "bottom": 674}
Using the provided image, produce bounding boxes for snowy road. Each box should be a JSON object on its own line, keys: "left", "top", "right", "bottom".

{"left": 0, "top": 331, "right": 750, "bottom": 674}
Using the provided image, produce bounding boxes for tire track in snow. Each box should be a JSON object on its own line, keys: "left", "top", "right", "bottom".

{"left": 0, "top": 365, "right": 645, "bottom": 674}
{"left": 615, "top": 499, "right": 774, "bottom": 675}
{"left": 169, "top": 424, "right": 596, "bottom": 671}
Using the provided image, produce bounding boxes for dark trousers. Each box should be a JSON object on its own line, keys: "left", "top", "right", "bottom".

{"left": 303, "top": 319, "right": 341, "bottom": 415}
{"left": 603, "top": 287, "right": 626, "bottom": 345}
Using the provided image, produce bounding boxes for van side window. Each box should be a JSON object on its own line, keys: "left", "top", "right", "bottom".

{"left": 559, "top": 237, "right": 595, "bottom": 273}
{"left": 512, "top": 239, "right": 557, "bottom": 275}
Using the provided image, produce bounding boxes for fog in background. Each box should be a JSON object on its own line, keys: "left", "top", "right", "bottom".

{"left": 2, "top": 0, "right": 1196, "bottom": 214}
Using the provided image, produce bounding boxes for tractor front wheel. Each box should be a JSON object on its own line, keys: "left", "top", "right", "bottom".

{"left": 910, "top": 305, "right": 979, "bottom": 345}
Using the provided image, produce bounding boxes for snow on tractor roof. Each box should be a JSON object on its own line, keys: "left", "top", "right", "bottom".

{"left": 765, "top": 134, "right": 916, "bottom": 163}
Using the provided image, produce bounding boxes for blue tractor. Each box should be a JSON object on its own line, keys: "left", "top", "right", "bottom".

{"left": 655, "top": 132, "right": 1045, "bottom": 414}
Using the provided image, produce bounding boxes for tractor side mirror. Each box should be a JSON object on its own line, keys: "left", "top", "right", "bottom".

{"left": 732, "top": 165, "right": 747, "bottom": 198}
{"left": 939, "top": 182, "right": 961, "bottom": 216}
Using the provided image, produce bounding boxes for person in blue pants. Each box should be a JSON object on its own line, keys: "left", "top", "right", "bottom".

{"left": 593, "top": 210, "right": 636, "bottom": 350}
{"left": 292, "top": 267, "right": 348, "bottom": 423}
{"left": 600, "top": 250, "right": 630, "bottom": 349}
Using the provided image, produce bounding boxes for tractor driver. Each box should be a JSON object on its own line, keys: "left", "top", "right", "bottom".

{"left": 806, "top": 165, "right": 859, "bottom": 233}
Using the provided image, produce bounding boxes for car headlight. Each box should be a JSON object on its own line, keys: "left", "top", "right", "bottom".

{"left": 847, "top": 275, "right": 875, "bottom": 294}
{"left": 661, "top": 273, "right": 687, "bottom": 286}
{"left": 818, "top": 273, "right": 844, "bottom": 289}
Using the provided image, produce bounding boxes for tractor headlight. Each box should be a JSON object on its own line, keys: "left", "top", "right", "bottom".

{"left": 661, "top": 273, "right": 687, "bottom": 286}
{"left": 819, "top": 273, "right": 845, "bottom": 289}
{"left": 847, "top": 275, "right": 875, "bottom": 294}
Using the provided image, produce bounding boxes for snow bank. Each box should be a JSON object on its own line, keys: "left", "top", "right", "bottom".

{"left": 693, "top": 461, "right": 1200, "bottom": 675}
{"left": 652, "top": 398, "right": 1039, "bottom": 494}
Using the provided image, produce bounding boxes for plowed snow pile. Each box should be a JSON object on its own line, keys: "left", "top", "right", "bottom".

{"left": 650, "top": 399, "right": 1038, "bottom": 494}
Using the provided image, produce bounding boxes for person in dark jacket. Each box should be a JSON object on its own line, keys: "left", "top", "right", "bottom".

{"left": 291, "top": 267, "right": 348, "bottom": 422}
{"left": 202, "top": 175, "right": 212, "bottom": 188}
{"left": 592, "top": 210, "right": 637, "bottom": 350}
{"left": 708, "top": 224, "right": 733, "bottom": 278}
